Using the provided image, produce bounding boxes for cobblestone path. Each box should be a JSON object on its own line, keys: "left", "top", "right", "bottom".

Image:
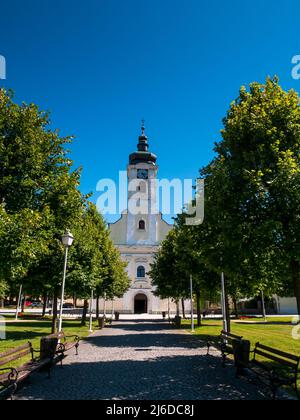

{"left": 16, "top": 321, "right": 270, "bottom": 400}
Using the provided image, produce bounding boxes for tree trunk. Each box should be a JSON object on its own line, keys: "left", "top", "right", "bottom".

{"left": 176, "top": 300, "right": 180, "bottom": 317}
{"left": 96, "top": 296, "right": 100, "bottom": 319}
{"left": 42, "top": 294, "right": 47, "bottom": 317}
{"left": 196, "top": 292, "right": 201, "bottom": 327}
{"left": 261, "top": 291, "right": 267, "bottom": 319}
{"left": 51, "top": 293, "right": 58, "bottom": 334}
{"left": 233, "top": 297, "right": 239, "bottom": 319}
{"left": 81, "top": 299, "right": 89, "bottom": 326}
{"left": 0, "top": 299, "right": 4, "bottom": 308}
{"left": 181, "top": 299, "right": 186, "bottom": 319}
{"left": 290, "top": 260, "right": 300, "bottom": 318}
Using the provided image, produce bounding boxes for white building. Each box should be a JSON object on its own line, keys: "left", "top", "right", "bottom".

{"left": 275, "top": 296, "right": 298, "bottom": 315}
{"left": 107, "top": 124, "right": 180, "bottom": 314}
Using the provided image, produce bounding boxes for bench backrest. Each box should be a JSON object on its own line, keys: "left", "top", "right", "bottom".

{"left": 221, "top": 330, "right": 243, "bottom": 344}
{"left": 46, "top": 331, "right": 66, "bottom": 341}
{"left": 254, "top": 343, "right": 300, "bottom": 371}
{"left": 0, "top": 343, "right": 32, "bottom": 368}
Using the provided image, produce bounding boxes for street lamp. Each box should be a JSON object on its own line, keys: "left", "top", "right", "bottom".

{"left": 58, "top": 230, "right": 74, "bottom": 333}
{"left": 190, "top": 274, "right": 195, "bottom": 332}
{"left": 89, "top": 289, "right": 94, "bottom": 333}
{"left": 221, "top": 271, "right": 228, "bottom": 333}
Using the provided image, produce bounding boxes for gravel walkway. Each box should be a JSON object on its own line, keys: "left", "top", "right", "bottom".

{"left": 15, "top": 321, "right": 270, "bottom": 400}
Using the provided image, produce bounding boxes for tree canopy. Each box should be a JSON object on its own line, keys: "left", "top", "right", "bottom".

{"left": 0, "top": 89, "right": 130, "bottom": 328}
{"left": 151, "top": 77, "right": 300, "bottom": 319}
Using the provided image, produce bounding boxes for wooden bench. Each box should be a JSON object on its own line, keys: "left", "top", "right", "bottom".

{"left": 207, "top": 330, "right": 243, "bottom": 368}
{"left": 46, "top": 331, "right": 80, "bottom": 365}
{"left": 0, "top": 342, "right": 53, "bottom": 400}
{"left": 244, "top": 342, "right": 300, "bottom": 400}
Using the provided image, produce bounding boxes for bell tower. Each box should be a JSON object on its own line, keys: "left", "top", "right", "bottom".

{"left": 126, "top": 122, "right": 158, "bottom": 245}
{"left": 108, "top": 122, "right": 174, "bottom": 314}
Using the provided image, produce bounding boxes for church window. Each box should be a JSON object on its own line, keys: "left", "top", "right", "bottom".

{"left": 137, "top": 266, "right": 146, "bottom": 278}
{"left": 138, "top": 220, "right": 146, "bottom": 230}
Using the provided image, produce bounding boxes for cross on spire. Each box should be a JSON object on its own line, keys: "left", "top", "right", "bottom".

{"left": 141, "top": 119, "right": 146, "bottom": 136}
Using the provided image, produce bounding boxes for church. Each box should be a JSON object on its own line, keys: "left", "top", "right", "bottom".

{"left": 108, "top": 124, "right": 177, "bottom": 314}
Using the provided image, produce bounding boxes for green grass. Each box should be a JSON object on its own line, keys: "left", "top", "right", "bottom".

{"left": 184, "top": 317, "right": 300, "bottom": 355}
{"left": 184, "top": 317, "right": 300, "bottom": 396}
{"left": 0, "top": 318, "right": 97, "bottom": 368}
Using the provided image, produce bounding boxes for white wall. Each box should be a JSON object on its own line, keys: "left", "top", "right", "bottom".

{"left": 277, "top": 297, "right": 298, "bottom": 315}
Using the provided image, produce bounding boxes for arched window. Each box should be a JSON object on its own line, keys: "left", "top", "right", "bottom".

{"left": 138, "top": 220, "right": 145, "bottom": 230}
{"left": 137, "top": 266, "right": 146, "bottom": 278}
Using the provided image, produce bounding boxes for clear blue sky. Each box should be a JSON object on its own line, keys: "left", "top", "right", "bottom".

{"left": 1, "top": 0, "right": 300, "bottom": 221}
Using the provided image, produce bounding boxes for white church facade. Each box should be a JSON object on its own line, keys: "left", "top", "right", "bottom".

{"left": 108, "top": 124, "right": 178, "bottom": 314}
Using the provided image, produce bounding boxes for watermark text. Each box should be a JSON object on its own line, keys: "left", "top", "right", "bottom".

{"left": 0, "top": 55, "right": 6, "bottom": 80}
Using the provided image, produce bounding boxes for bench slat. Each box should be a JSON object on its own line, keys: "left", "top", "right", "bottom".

{"left": 0, "top": 373, "right": 10, "bottom": 383}
{"left": 221, "top": 331, "right": 243, "bottom": 340}
{"left": 0, "top": 349, "right": 32, "bottom": 368}
{"left": 221, "top": 337, "right": 239, "bottom": 345}
{"left": 0, "top": 343, "right": 31, "bottom": 359}
{"left": 255, "top": 349, "right": 298, "bottom": 369}
{"left": 256, "top": 343, "right": 300, "bottom": 363}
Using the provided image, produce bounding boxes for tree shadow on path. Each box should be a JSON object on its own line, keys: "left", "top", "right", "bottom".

{"left": 17, "top": 354, "right": 269, "bottom": 401}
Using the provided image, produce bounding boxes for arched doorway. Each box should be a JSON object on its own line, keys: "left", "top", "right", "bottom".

{"left": 134, "top": 294, "right": 148, "bottom": 314}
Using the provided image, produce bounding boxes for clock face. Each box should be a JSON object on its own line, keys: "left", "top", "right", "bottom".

{"left": 137, "top": 169, "right": 148, "bottom": 180}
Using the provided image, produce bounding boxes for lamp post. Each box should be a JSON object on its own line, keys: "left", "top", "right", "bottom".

{"left": 58, "top": 230, "right": 74, "bottom": 333}
{"left": 89, "top": 289, "right": 94, "bottom": 333}
{"left": 221, "top": 271, "right": 228, "bottom": 333}
{"left": 103, "top": 292, "right": 107, "bottom": 319}
{"left": 190, "top": 275, "right": 194, "bottom": 332}
{"left": 111, "top": 298, "right": 115, "bottom": 321}
{"left": 15, "top": 284, "right": 23, "bottom": 321}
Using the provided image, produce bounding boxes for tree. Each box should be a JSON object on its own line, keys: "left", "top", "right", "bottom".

{"left": 150, "top": 221, "right": 219, "bottom": 326}
{"left": 0, "top": 280, "right": 7, "bottom": 308}
{"left": 0, "top": 89, "right": 130, "bottom": 331}
{"left": 67, "top": 203, "right": 129, "bottom": 325}
{"left": 94, "top": 234, "right": 130, "bottom": 312}
{"left": 0, "top": 89, "right": 85, "bottom": 330}
{"left": 210, "top": 76, "right": 300, "bottom": 315}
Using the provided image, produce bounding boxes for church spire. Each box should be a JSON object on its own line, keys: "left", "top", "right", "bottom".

{"left": 138, "top": 119, "right": 149, "bottom": 152}
{"left": 129, "top": 120, "right": 157, "bottom": 165}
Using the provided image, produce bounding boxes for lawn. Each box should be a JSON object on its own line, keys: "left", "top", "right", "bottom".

{"left": 184, "top": 317, "right": 300, "bottom": 356}
{"left": 184, "top": 317, "right": 300, "bottom": 396}
{"left": 0, "top": 317, "right": 97, "bottom": 365}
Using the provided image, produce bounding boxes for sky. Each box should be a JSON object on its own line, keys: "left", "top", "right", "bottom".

{"left": 1, "top": 0, "right": 300, "bottom": 222}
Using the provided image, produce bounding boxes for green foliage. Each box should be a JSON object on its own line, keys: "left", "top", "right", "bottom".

{"left": 0, "top": 89, "right": 83, "bottom": 286}
{"left": 0, "top": 280, "right": 7, "bottom": 298}
{"left": 0, "top": 89, "right": 129, "bottom": 304}
{"left": 211, "top": 77, "right": 300, "bottom": 313}
{"left": 150, "top": 222, "right": 219, "bottom": 302}
{"left": 151, "top": 77, "right": 300, "bottom": 317}
{"left": 67, "top": 203, "right": 130, "bottom": 300}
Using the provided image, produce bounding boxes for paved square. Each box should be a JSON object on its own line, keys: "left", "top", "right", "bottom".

{"left": 16, "top": 321, "right": 270, "bottom": 400}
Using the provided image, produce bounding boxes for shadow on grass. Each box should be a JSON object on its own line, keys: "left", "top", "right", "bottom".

{"left": 237, "top": 321, "right": 294, "bottom": 326}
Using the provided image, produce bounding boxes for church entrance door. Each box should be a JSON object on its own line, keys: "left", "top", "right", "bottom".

{"left": 134, "top": 294, "right": 148, "bottom": 314}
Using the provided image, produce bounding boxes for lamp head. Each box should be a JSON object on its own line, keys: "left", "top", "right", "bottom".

{"left": 61, "top": 230, "right": 74, "bottom": 248}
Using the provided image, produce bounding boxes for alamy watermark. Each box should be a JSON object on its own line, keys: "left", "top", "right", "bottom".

{"left": 0, "top": 316, "right": 6, "bottom": 340}
{"left": 0, "top": 55, "right": 6, "bottom": 80}
{"left": 291, "top": 55, "right": 300, "bottom": 80}
{"left": 96, "top": 172, "right": 204, "bottom": 226}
